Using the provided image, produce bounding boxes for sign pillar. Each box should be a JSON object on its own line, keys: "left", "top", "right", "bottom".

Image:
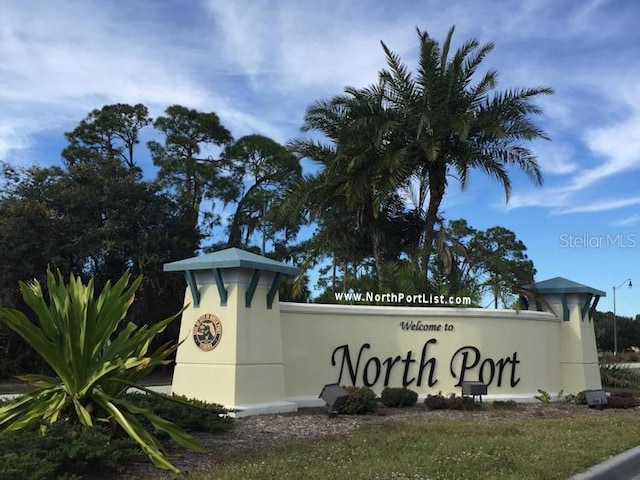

{"left": 164, "top": 248, "right": 300, "bottom": 417}
{"left": 528, "top": 277, "right": 604, "bottom": 394}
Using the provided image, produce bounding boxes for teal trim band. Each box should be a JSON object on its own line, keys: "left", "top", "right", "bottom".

{"left": 267, "top": 272, "right": 283, "bottom": 309}
{"left": 245, "top": 270, "right": 261, "bottom": 308}
{"left": 212, "top": 268, "right": 227, "bottom": 306}
{"left": 581, "top": 294, "right": 593, "bottom": 322}
{"left": 184, "top": 270, "right": 200, "bottom": 308}
{"left": 562, "top": 293, "right": 569, "bottom": 321}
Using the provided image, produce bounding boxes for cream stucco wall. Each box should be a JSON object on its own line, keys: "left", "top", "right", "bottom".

{"left": 170, "top": 271, "right": 603, "bottom": 415}
{"left": 171, "top": 269, "right": 294, "bottom": 412}
{"left": 280, "top": 303, "right": 564, "bottom": 401}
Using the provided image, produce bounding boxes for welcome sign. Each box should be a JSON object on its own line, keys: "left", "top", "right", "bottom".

{"left": 166, "top": 248, "right": 604, "bottom": 417}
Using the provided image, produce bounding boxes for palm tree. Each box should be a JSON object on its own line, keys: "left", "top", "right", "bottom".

{"left": 379, "top": 26, "right": 553, "bottom": 279}
{"left": 283, "top": 86, "right": 410, "bottom": 287}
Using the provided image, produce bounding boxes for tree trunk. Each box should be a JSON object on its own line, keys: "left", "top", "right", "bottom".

{"left": 371, "top": 229, "right": 385, "bottom": 289}
{"left": 422, "top": 162, "right": 447, "bottom": 282}
{"left": 332, "top": 254, "right": 337, "bottom": 291}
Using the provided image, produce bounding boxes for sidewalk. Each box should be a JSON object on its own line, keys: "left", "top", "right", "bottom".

{"left": 568, "top": 445, "right": 640, "bottom": 480}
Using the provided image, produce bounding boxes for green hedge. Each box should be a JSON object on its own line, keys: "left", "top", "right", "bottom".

{"left": 124, "top": 392, "right": 234, "bottom": 433}
{"left": 339, "top": 386, "right": 378, "bottom": 414}
{"left": 0, "top": 421, "right": 138, "bottom": 479}
{"left": 424, "top": 393, "right": 477, "bottom": 411}
{"left": 0, "top": 393, "right": 235, "bottom": 478}
{"left": 380, "top": 387, "right": 418, "bottom": 407}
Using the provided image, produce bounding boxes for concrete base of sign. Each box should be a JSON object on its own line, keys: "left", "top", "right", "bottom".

{"left": 287, "top": 396, "right": 327, "bottom": 408}
{"left": 287, "top": 392, "right": 567, "bottom": 410}
{"left": 232, "top": 400, "right": 299, "bottom": 418}
{"left": 172, "top": 363, "right": 289, "bottom": 408}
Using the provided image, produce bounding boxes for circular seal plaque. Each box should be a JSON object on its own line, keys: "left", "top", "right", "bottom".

{"left": 192, "top": 313, "right": 223, "bottom": 352}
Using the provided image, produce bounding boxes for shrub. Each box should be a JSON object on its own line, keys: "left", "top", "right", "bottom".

{"left": 0, "top": 270, "right": 202, "bottom": 473}
{"left": 0, "top": 451, "right": 56, "bottom": 480}
{"left": 606, "top": 395, "right": 639, "bottom": 409}
{"left": 600, "top": 364, "right": 640, "bottom": 389}
{"left": 339, "top": 386, "right": 378, "bottom": 414}
{"left": 124, "top": 392, "right": 234, "bottom": 433}
{"left": 492, "top": 400, "right": 518, "bottom": 410}
{"left": 0, "top": 421, "right": 138, "bottom": 479}
{"left": 380, "top": 387, "right": 418, "bottom": 408}
{"left": 574, "top": 391, "right": 587, "bottom": 405}
{"left": 424, "top": 393, "right": 449, "bottom": 410}
{"left": 446, "top": 394, "right": 478, "bottom": 411}
{"left": 424, "top": 393, "right": 479, "bottom": 410}
{"left": 534, "top": 389, "right": 551, "bottom": 403}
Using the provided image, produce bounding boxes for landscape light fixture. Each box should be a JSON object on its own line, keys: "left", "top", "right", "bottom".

{"left": 461, "top": 381, "right": 488, "bottom": 404}
{"left": 584, "top": 389, "right": 608, "bottom": 410}
{"left": 613, "top": 278, "right": 632, "bottom": 356}
{"left": 319, "top": 383, "right": 349, "bottom": 417}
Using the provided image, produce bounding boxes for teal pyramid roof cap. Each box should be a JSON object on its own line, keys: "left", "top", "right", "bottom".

{"left": 533, "top": 277, "right": 606, "bottom": 296}
{"left": 163, "top": 247, "right": 300, "bottom": 275}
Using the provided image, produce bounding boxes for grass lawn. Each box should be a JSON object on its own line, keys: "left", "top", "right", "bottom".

{"left": 185, "top": 410, "right": 640, "bottom": 480}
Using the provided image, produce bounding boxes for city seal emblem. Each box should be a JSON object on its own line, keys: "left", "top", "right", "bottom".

{"left": 192, "top": 313, "right": 223, "bottom": 352}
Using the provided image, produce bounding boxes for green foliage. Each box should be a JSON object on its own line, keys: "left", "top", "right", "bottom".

{"left": 339, "top": 386, "right": 378, "bottom": 414}
{"left": 574, "top": 391, "right": 587, "bottom": 405}
{"left": 0, "top": 270, "right": 202, "bottom": 473}
{"left": 593, "top": 311, "right": 640, "bottom": 353}
{"left": 0, "top": 156, "right": 196, "bottom": 377}
{"left": 424, "top": 393, "right": 449, "bottom": 410}
{"left": 599, "top": 351, "right": 640, "bottom": 363}
{"left": 424, "top": 393, "right": 477, "bottom": 411}
{"left": 224, "top": 135, "right": 303, "bottom": 249}
{"left": 561, "top": 392, "right": 579, "bottom": 403}
{"left": 380, "top": 387, "right": 418, "bottom": 407}
{"left": 124, "top": 392, "right": 234, "bottom": 433}
{"left": 377, "top": 26, "right": 552, "bottom": 282}
{"left": 607, "top": 394, "right": 639, "bottom": 409}
{"left": 0, "top": 421, "right": 138, "bottom": 479}
{"left": 600, "top": 363, "right": 640, "bottom": 389}
{"left": 150, "top": 104, "right": 234, "bottom": 229}
{"left": 62, "top": 103, "right": 152, "bottom": 173}
{"left": 471, "top": 226, "right": 536, "bottom": 308}
{"left": 446, "top": 394, "right": 478, "bottom": 411}
{"left": 534, "top": 389, "right": 552, "bottom": 403}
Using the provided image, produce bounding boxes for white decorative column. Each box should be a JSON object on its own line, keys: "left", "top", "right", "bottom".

{"left": 529, "top": 277, "right": 605, "bottom": 394}
{"left": 164, "top": 248, "right": 300, "bottom": 417}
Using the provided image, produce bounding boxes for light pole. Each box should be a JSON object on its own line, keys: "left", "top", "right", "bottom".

{"left": 613, "top": 278, "right": 632, "bottom": 356}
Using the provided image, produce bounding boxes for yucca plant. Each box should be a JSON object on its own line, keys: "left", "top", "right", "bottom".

{"left": 0, "top": 269, "right": 202, "bottom": 473}
{"left": 600, "top": 363, "right": 640, "bottom": 389}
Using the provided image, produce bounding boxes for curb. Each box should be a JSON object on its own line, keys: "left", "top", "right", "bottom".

{"left": 568, "top": 445, "right": 640, "bottom": 480}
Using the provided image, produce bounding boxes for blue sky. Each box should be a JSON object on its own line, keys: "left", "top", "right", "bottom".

{"left": 1, "top": 0, "right": 639, "bottom": 316}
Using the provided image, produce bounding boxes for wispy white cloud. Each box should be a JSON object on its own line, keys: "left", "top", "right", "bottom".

{"left": 531, "top": 142, "right": 579, "bottom": 176}
{"left": 0, "top": 0, "right": 289, "bottom": 163}
{"left": 556, "top": 196, "right": 640, "bottom": 215}
{"left": 203, "top": 0, "right": 418, "bottom": 94}
{"left": 613, "top": 215, "right": 640, "bottom": 227}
